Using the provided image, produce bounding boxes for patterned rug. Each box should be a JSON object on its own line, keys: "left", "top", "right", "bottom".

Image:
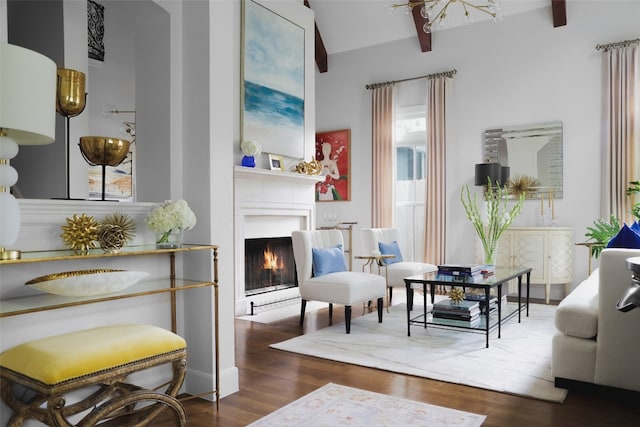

{"left": 247, "top": 383, "right": 486, "bottom": 427}
{"left": 271, "top": 303, "right": 568, "bottom": 403}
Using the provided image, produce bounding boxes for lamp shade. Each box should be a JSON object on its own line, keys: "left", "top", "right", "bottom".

{"left": 474, "top": 162, "right": 502, "bottom": 186}
{"left": 500, "top": 166, "right": 510, "bottom": 186}
{"left": 0, "top": 44, "right": 57, "bottom": 144}
{"left": 0, "top": 44, "right": 56, "bottom": 259}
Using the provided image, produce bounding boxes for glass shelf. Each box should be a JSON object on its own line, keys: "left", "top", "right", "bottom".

{"left": 0, "top": 244, "right": 218, "bottom": 265}
{"left": 0, "top": 278, "right": 213, "bottom": 318}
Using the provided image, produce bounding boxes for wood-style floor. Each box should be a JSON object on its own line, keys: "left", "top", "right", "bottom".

{"left": 163, "top": 302, "right": 640, "bottom": 427}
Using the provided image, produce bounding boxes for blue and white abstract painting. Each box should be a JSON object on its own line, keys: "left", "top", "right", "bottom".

{"left": 243, "top": 0, "right": 305, "bottom": 159}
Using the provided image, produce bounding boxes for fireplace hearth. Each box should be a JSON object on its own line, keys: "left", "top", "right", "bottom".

{"left": 244, "top": 237, "right": 296, "bottom": 296}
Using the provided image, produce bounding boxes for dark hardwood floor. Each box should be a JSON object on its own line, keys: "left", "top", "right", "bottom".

{"left": 163, "top": 302, "right": 640, "bottom": 426}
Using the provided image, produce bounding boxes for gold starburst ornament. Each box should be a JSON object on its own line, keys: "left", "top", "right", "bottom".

{"left": 448, "top": 287, "right": 465, "bottom": 304}
{"left": 99, "top": 213, "right": 136, "bottom": 253}
{"left": 60, "top": 214, "right": 99, "bottom": 255}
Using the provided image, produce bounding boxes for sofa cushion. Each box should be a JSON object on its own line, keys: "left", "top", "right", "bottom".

{"left": 606, "top": 223, "right": 640, "bottom": 249}
{"left": 555, "top": 270, "right": 599, "bottom": 339}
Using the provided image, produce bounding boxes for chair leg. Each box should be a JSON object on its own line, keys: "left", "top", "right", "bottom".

{"left": 387, "top": 287, "right": 392, "bottom": 312}
{"left": 345, "top": 305, "right": 352, "bottom": 334}
{"left": 328, "top": 303, "right": 333, "bottom": 323}
{"left": 377, "top": 297, "right": 383, "bottom": 323}
{"left": 300, "top": 299, "right": 307, "bottom": 326}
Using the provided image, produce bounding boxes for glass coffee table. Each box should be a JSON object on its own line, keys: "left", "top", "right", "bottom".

{"left": 404, "top": 266, "right": 532, "bottom": 348}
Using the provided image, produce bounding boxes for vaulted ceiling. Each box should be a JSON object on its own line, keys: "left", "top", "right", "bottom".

{"left": 305, "top": 0, "right": 567, "bottom": 73}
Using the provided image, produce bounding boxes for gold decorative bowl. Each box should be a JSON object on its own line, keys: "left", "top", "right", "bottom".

{"left": 79, "top": 136, "right": 130, "bottom": 167}
{"left": 26, "top": 269, "right": 149, "bottom": 297}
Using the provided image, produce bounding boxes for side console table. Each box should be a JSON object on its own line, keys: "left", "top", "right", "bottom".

{"left": 0, "top": 244, "right": 220, "bottom": 409}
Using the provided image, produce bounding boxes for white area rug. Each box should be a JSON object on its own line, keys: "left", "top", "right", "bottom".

{"left": 237, "top": 301, "right": 327, "bottom": 324}
{"left": 247, "top": 383, "right": 486, "bottom": 427}
{"left": 271, "top": 303, "right": 568, "bottom": 403}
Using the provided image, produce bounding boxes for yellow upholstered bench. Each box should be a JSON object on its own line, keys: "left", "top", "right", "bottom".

{"left": 0, "top": 324, "right": 187, "bottom": 427}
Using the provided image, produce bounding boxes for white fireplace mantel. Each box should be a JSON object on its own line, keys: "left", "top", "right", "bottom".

{"left": 234, "top": 166, "right": 322, "bottom": 315}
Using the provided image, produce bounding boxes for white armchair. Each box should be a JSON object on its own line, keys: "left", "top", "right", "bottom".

{"left": 361, "top": 228, "right": 438, "bottom": 308}
{"left": 292, "top": 229, "right": 386, "bottom": 333}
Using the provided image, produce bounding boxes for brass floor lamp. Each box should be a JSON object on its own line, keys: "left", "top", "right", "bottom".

{"left": 56, "top": 68, "right": 87, "bottom": 199}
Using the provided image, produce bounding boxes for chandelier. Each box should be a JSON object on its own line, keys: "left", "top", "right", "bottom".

{"left": 389, "top": 0, "right": 501, "bottom": 33}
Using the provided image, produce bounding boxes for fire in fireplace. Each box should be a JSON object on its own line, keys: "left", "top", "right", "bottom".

{"left": 244, "top": 237, "right": 297, "bottom": 296}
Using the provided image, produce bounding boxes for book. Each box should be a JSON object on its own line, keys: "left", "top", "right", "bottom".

{"left": 433, "top": 299, "right": 480, "bottom": 312}
{"left": 437, "top": 263, "right": 484, "bottom": 274}
{"left": 433, "top": 312, "right": 480, "bottom": 322}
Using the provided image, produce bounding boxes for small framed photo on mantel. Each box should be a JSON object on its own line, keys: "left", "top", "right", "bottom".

{"left": 268, "top": 153, "right": 284, "bottom": 171}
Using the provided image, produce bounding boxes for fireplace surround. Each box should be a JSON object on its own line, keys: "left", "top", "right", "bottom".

{"left": 234, "top": 166, "right": 322, "bottom": 315}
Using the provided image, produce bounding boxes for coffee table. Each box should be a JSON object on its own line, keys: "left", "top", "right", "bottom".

{"left": 404, "top": 266, "right": 532, "bottom": 348}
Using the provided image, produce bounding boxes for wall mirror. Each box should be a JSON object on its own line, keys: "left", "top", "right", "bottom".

{"left": 484, "top": 121, "right": 563, "bottom": 199}
{"left": 7, "top": 0, "right": 170, "bottom": 202}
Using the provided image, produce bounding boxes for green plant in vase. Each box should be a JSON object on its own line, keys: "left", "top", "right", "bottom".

{"left": 461, "top": 180, "right": 525, "bottom": 265}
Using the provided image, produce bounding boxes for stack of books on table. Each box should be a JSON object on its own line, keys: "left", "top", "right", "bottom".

{"left": 437, "top": 264, "right": 495, "bottom": 281}
{"left": 465, "top": 293, "right": 509, "bottom": 315}
{"left": 465, "top": 293, "right": 498, "bottom": 315}
{"left": 432, "top": 299, "right": 481, "bottom": 324}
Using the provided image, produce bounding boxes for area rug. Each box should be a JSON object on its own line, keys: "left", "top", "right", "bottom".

{"left": 247, "top": 382, "right": 486, "bottom": 427}
{"left": 270, "top": 303, "right": 568, "bottom": 403}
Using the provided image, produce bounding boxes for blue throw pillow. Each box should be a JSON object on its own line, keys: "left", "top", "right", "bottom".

{"left": 312, "top": 244, "right": 347, "bottom": 276}
{"left": 378, "top": 241, "right": 403, "bottom": 265}
{"left": 631, "top": 221, "right": 640, "bottom": 235}
{"left": 607, "top": 223, "right": 640, "bottom": 249}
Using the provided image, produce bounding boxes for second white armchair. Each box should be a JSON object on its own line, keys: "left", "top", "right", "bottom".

{"left": 361, "top": 228, "right": 438, "bottom": 309}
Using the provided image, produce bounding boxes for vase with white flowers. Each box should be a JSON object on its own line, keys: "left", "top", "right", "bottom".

{"left": 240, "top": 140, "right": 261, "bottom": 168}
{"left": 461, "top": 180, "right": 525, "bottom": 265}
{"left": 145, "top": 199, "right": 197, "bottom": 248}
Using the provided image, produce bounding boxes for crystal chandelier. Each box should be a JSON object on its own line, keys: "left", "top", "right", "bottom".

{"left": 389, "top": 0, "right": 501, "bottom": 33}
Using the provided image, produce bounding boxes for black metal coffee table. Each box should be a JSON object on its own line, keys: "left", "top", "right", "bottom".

{"left": 404, "top": 266, "right": 532, "bottom": 348}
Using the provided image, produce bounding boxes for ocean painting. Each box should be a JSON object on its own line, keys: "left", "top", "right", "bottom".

{"left": 243, "top": 0, "right": 305, "bottom": 159}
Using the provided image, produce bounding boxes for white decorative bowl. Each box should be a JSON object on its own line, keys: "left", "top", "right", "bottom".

{"left": 25, "top": 269, "right": 149, "bottom": 297}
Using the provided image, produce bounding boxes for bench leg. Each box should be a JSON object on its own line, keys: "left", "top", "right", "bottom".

{"left": 344, "top": 305, "right": 352, "bottom": 334}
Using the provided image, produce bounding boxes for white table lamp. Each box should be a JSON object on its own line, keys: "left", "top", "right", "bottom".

{"left": 0, "top": 44, "right": 56, "bottom": 259}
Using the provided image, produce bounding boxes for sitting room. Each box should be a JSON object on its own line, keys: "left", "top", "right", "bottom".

{"left": 1, "top": 0, "right": 639, "bottom": 426}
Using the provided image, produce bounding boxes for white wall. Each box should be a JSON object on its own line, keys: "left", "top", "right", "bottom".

{"left": 315, "top": 1, "right": 640, "bottom": 299}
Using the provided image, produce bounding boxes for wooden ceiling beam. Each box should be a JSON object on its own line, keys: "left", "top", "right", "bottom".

{"left": 411, "top": 4, "right": 432, "bottom": 53}
{"left": 304, "top": 0, "right": 328, "bottom": 73}
{"left": 551, "top": 0, "right": 567, "bottom": 27}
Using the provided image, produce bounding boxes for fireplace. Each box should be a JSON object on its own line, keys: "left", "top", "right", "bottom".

{"left": 234, "top": 166, "right": 321, "bottom": 315}
{"left": 244, "top": 237, "right": 296, "bottom": 296}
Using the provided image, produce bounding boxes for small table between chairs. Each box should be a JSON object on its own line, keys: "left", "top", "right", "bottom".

{"left": 403, "top": 266, "right": 532, "bottom": 348}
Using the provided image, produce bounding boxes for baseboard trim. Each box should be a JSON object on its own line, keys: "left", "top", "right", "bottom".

{"left": 555, "top": 377, "right": 640, "bottom": 403}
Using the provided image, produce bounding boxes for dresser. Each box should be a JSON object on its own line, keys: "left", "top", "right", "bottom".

{"left": 495, "top": 227, "right": 573, "bottom": 304}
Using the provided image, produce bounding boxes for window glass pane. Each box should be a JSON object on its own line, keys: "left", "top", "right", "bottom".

{"left": 397, "top": 147, "right": 414, "bottom": 181}
{"left": 415, "top": 145, "right": 426, "bottom": 180}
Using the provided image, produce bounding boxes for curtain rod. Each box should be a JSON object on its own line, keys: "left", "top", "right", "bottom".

{"left": 595, "top": 38, "right": 640, "bottom": 51}
{"left": 365, "top": 69, "right": 457, "bottom": 90}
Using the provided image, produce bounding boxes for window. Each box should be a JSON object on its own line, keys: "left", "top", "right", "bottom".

{"left": 394, "top": 105, "right": 427, "bottom": 261}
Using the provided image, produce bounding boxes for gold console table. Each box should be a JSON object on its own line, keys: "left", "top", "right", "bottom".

{"left": 0, "top": 244, "right": 220, "bottom": 409}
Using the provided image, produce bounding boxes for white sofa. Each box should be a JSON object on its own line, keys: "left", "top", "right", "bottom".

{"left": 552, "top": 248, "right": 640, "bottom": 392}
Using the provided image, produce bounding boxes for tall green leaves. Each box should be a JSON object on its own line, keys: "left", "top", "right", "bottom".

{"left": 461, "top": 180, "right": 525, "bottom": 264}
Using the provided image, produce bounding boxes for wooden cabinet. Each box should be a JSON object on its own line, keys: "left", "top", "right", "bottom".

{"left": 495, "top": 227, "right": 573, "bottom": 303}
{"left": 0, "top": 244, "right": 220, "bottom": 407}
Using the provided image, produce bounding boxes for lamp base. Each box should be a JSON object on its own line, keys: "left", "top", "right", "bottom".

{"left": 0, "top": 248, "right": 22, "bottom": 260}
